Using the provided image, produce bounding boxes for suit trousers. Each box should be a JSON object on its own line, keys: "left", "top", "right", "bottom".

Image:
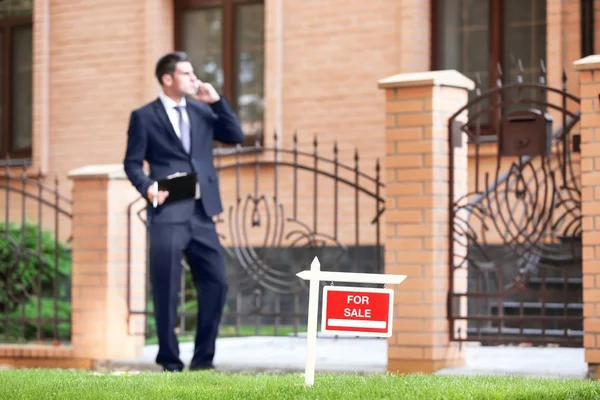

{"left": 148, "top": 200, "right": 227, "bottom": 370}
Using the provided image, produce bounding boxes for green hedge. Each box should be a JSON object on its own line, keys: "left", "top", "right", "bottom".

{"left": 0, "top": 222, "right": 273, "bottom": 343}
{"left": 0, "top": 223, "right": 71, "bottom": 342}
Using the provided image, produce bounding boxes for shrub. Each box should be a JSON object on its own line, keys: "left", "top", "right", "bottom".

{"left": 0, "top": 223, "right": 71, "bottom": 342}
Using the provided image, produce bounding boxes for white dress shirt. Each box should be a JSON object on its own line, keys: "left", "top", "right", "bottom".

{"left": 156, "top": 91, "right": 201, "bottom": 200}
{"left": 158, "top": 91, "right": 190, "bottom": 139}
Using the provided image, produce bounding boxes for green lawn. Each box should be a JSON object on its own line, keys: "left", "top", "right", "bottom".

{"left": 1, "top": 369, "right": 599, "bottom": 400}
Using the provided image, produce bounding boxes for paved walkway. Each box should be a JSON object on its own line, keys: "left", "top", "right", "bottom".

{"left": 106, "top": 336, "right": 588, "bottom": 378}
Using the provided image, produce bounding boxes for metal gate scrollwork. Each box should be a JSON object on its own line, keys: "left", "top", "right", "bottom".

{"left": 127, "top": 133, "right": 385, "bottom": 339}
{"left": 448, "top": 62, "right": 583, "bottom": 347}
{"left": 0, "top": 162, "right": 73, "bottom": 344}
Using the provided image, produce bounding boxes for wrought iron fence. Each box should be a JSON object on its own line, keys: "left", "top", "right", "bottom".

{"left": 448, "top": 62, "right": 583, "bottom": 347}
{"left": 0, "top": 160, "right": 73, "bottom": 344}
{"left": 127, "top": 134, "right": 385, "bottom": 340}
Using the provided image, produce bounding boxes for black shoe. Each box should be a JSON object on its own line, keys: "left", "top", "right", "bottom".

{"left": 189, "top": 363, "right": 215, "bottom": 371}
{"left": 162, "top": 363, "right": 184, "bottom": 372}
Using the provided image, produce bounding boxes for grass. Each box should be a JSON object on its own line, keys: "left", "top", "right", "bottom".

{"left": 1, "top": 369, "right": 599, "bottom": 400}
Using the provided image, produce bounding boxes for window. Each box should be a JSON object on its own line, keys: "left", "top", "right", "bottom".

{"left": 581, "top": 0, "right": 594, "bottom": 57}
{"left": 0, "top": 0, "right": 32, "bottom": 159}
{"left": 432, "top": 0, "right": 546, "bottom": 137}
{"left": 175, "top": 0, "right": 265, "bottom": 147}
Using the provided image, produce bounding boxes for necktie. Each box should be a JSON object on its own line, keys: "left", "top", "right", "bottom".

{"left": 174, "top": 105, "right": 191, "bottom": 153}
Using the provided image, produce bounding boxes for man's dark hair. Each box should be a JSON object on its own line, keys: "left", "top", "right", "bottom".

{"left": 155, "top": 51, "right": 191, "bottom": 85}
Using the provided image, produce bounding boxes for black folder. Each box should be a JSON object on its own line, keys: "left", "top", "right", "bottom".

{"left": 156, "top": 172, "right": 198, "bottom": 204}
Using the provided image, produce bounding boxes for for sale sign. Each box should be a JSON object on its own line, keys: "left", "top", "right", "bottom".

{"left": 320, "top": 286, "right": 394, "bottom": 337}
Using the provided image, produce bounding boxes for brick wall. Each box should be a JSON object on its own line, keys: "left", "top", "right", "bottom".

{"left": 547, "top": 0, "right": 583, "bottom": 96}
{"left": 37, "top": 0, "right": 171, "bottom": 196}
{"left": 597, "top": 0, "right": 600, "bottom": 55}
{"left": 7, "top": 0, "right": 426, "bottom": 249}
{"left": 574, "top": 55, "right": 600, "bottom": 379}
{"left": 33, "top": 0, "right": 50, "bottom": 174}
{"left": 397, "top": 0, "right": 431, "bottom": 73}
{"left": 1, "top": 0, "right": 173, "bottom": 253}
{"left": 0, "top": 345, "right": 89, "bottom": 369}
{"left": 277, "top": 0, "right": 430, "bottom": 160}
{"left": 14, "top": 0, "right": 590, "bottom": 247}
{"left": 30, "top": 0, "right": 435, "bottom": 187}
{"left": 11, "top": 0, "right": 592, "bottom": 220}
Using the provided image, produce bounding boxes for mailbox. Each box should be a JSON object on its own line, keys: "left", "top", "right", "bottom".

{"left": 499, "top": 109, "right": 553, "bottom": 157}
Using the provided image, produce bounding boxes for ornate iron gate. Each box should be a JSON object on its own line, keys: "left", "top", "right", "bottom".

{"left": 448, "top": 64, "right": 583, "bottom": 347}
{"left": 127, "top": 134, "right": 385, "bottom": 340}
{"left": 0, "top": 161, "right": 73, "bottom": 344}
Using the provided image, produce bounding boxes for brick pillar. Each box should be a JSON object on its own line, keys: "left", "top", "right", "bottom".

{"left": 377, "top": 70, "right": 473, "bottom": 374}
{"left": 68, "top": 164, "right": 147, "bottom": 362}
{"left": 574, "top": 55, "right": 600, "bottom": 379}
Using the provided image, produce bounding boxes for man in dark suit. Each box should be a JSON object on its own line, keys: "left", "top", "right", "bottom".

{"left": 123, "top": 51, "right": 245, "bottom": 372}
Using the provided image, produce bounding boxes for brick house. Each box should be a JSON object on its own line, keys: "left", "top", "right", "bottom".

{"left": 3, "top": 0, "right": 600, "bottom": 377}
{"left": 0, "top": 0, "right": 590, "bottom": 179}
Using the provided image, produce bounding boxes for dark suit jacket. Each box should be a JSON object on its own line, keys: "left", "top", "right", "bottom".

{"left": 123, "top": 96, "right": 245, "bottom": 224}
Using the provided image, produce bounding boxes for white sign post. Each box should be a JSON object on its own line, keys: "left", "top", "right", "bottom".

{"left": 296, "top": 256, "right": 407, "bottom": 386}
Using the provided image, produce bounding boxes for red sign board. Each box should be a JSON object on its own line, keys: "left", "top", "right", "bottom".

{"left": 320, "top": 286, "right": 394, "bottom": 337}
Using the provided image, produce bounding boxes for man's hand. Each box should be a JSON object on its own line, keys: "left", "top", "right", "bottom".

{"left": 147, "top": 185, "right": 169, "bottom": 206}
{"left": 193, "top": 81, "right": 220, "bottom": 104}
